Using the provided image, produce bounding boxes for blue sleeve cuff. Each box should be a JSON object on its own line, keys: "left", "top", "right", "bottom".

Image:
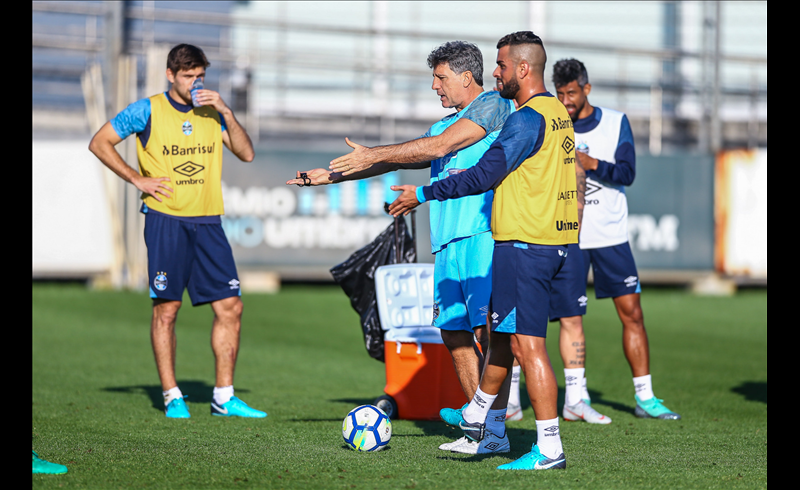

{"left": 416, "top": 186, "right": 428, "bottom": 204}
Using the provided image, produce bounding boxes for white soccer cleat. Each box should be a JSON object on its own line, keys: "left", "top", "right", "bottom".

{"left": 506, "top": 403, "right": 523, "bottom": 421}
{"left": 449, "top": 429, "right": 510, "bottom": 454}
{"left": 562, "top": 400, "right": 612, "bottom": 424}
{"left": 438, "top": 436, "right": 469, "bottom": 451}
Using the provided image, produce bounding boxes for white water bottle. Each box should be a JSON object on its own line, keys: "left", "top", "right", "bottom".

{"left": 191, "top": 78, "right": 204, "bottom": 107}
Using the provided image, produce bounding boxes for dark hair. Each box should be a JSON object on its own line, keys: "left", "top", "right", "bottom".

{"left": 167, "top": 44, "right": 210, "bottom": 74}
{"left": 552, "top": 58, "right": 589, "bottom": 88}
{"left": 427, "top": 41, "right": 484, "bottom": 87}
{"left": 496, "top": 31, "right": 544, "bottom": 49}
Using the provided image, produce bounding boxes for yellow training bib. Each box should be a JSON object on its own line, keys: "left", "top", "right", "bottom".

{"left": 136, "top": 93, "right": 225, "bottom": 217}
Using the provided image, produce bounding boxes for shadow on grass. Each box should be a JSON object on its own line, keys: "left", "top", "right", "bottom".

{"left": 103, "top": 380, "right": 250, "bottom": 411}
{"left": 731, "top": 381, "right": 767, "bottom": 404}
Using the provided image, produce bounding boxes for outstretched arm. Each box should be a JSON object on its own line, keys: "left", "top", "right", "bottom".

{"left": 328, "top": 118, "right": 487, "bottom": 176}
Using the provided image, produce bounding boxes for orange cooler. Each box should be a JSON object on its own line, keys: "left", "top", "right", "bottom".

{"left": 383, "top": 329, "right": 467, "bottom": 420}
{"left": 375, "top": 264, "right": 467, "bottom": 420}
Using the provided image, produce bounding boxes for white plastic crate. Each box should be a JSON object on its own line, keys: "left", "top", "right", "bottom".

{"left": 374, "top": 264, "right": 441, "bottom": 344}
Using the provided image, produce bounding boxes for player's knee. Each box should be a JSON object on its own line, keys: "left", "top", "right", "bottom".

{"left": 559, "top": 316, "right": 584, "bottom": 335}
{"left": 152, "top": 301, "right": 181, "bottom": 327}
{"left": 214, "top": 297, "right": 244, "bottom": 324}
{"left": 441, "top": 329, "right": 472, "bottom": 351}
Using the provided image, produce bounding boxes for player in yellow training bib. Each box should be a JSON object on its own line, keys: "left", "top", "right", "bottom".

{"left": 389, "top": 31, "right": 574, "bottom": 471}
{"left": 89, "top": 43, "right": 265, "bottom": 420}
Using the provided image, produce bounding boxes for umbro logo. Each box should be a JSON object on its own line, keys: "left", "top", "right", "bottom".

{"left": 484, "top": 442, "right": 501, "bottom": 451}
{"left": 229, "top": 279, "right": 240, "bottom": 290}
{"left": 578, "top": 295, "right": 588, "bottom": 307}
{"left": 585, "top": 181, "right": 602, "bottom": 196}
{"left": 565, "top": 375, "right": 578, "bottom": 383}
{"left": 174, "top": 161, "right": 205, "bottom": 177}
{"left": 625, "top": 276, "right": 638, "bottom": 287}
{"left": 561, "top": 136, "right": 575, "bottom": 154}
{"left": 544, "top": 425, "right": 559, "bottom": 436}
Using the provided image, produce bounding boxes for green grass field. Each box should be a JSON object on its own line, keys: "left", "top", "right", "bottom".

{"left": 32, "top": 283, "right": 766, "bottom": 489}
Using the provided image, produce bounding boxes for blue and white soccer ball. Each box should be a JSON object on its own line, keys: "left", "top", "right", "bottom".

{"left": 342, "top": 405, "right": 392, "bottom": 452}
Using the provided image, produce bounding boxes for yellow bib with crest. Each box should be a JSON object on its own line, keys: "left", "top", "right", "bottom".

{"left": 136, "top": 93, "right": 224, "bottom": 217}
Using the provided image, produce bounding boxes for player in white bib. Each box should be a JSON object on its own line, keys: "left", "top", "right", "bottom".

{"left": 552, "top": 58, "right": 680, "bottom": 420}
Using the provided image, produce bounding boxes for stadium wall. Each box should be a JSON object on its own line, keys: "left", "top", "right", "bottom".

{"left": 33, "top": 140, "right": 766, "bottom": 287}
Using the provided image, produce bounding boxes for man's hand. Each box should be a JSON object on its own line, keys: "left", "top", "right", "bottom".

{"left": 132, "top": 175, "right": 173, "bottom": 202}
{"left": 388, "top": 184, "right": 420, "bottom": 217}
{"left": 329, "top": 138, "right": 375, "bottom": 176}
{"left": 576, "top": 151, "right": 599, "bottom": 171}
{"left": 192, "top": 89, "right": 229, "bottom": 114}
{"left": 285, "top": 168, "right": 338, "bottom": 186}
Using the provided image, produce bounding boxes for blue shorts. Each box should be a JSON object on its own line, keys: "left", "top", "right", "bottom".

{"left": 144, "top": 211, "right": 241, "bottom": 306}
{"left": 549, "top": 243, "right": 587, "bottom": 321}
{"left": 490, "top": 241, "right": 568, "bottom": 338}
{"left": 582, "top": 242, "right": 641, "bottom": 299}
{"left": 432, "top": 231, "right": 493, "bottom": 332}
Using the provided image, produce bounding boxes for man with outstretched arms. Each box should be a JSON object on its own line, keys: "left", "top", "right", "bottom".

{"left": 287, "top": 41, "right": 516, "bottom": 455}
{"left": 89, "top": 44, "right": 266, "bottom": 419}
{"left": 552, "top": 58, "right": 680, "bottom": 420}
{"left": 390, "top": 31, "right": 577, "bottom": 470}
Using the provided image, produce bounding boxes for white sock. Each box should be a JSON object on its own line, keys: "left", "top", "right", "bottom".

{"left": 633, "top": 374, "right": 654, "bottom": 401}
{"left": 581, "top": 376, "right": 591, "bottom": 402}
{"left": 564, "top": 368, "right": 585, "bottom": 406}
{"left": 486, "top": 408, "right": 507, "bottom": 436}
{"left": 163, "top": 387, "right": 183, "bottom": 407}
{"left": 508, "top": 365, "right": 521, "bottom": 407}
{"left": 462, "top": 387, "right": 498, "bottom": 424}
{"left": 213, "top": 385, "right": 234, "bottom": 405}
{"left": 535, "top": 417, "right": 563, "bottom": 459}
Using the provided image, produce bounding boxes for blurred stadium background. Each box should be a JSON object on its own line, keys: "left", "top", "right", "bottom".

{"left": 32, "top": 1, "right": 766, "bottom": 291}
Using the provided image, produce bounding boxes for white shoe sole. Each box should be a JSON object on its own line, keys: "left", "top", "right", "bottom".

{"left": 439, "top": 436, "right": 469, "bottom": 451}
{"left": 449, "top": 432, "right": 511, "bottom": 454}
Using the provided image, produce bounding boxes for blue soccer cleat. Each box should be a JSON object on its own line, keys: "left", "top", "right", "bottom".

{"left": 165, "top": 397, "right": 191, "bottom": 418}
{"left": 439, "top": 403, "right": 468, "bottom": 427}
{"left": 32, "top": 451, "right": 68, "bottom": 475}
{"left": 497, "top": 444, "right": 566, "bottom": 470}
{"left": 211, "top": 396, "right": 267, "bottom": 418}
{"left": 459, "top": 418, "right": 486, "bottom": 442}
{"left": 634, "top": 395, "right": 681, "bottom": 420}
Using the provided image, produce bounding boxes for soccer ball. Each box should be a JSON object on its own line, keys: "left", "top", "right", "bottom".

{"left": 342, "top": 405, "right": 392, "bottom": 452}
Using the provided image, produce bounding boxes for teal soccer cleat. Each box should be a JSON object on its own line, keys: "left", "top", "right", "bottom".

{"left": 165, "top": 397, "right": 191, "bottom": 418}
{"left": 32, "top": 451, "right": 68, "bottom": 475}
{"left": 497, "top": 445, "right": 566, "bottom": 471}
{"left": 211, "top": 396, "right": 267, "bottom": 418}
{"left": 634, "top": 395, "right": 681, "bottom": 420}
{"left": 439, "top": 403, "right": 468, "bottom": 427}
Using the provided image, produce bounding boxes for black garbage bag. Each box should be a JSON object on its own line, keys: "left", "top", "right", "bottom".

{"left": 330, "top": 212, "right": 416, "bottom": 362}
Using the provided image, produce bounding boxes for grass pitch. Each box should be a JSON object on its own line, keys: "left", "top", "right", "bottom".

{"left": 32, "top": 283, "right": 766, "bottom": 489}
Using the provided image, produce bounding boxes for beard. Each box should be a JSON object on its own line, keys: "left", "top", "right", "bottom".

{"left": 498, "top": 75, "right": 520, "bottom": 100}
{"left": 567, "top": 99, "right": 585, "bottom": 122}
